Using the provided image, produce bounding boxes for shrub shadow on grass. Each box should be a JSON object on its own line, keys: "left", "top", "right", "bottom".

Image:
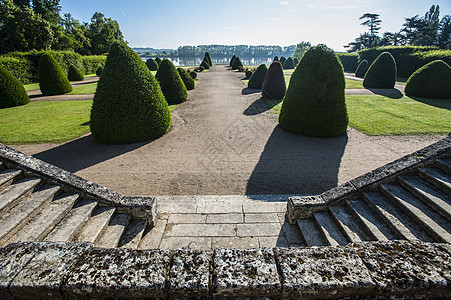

{"left": 242, "top": 87, "right": 261, "bottom": 95}
{"left": 246, "top": 126, "right": 348, "bottom": 195}
{"left": 410, "top": 97, "right": 451, "bottom": 110}
{"left": 34, "top": 134, "right": 151, "bottom": 173}
{"left": 366, "top": 88, "right": 404, "bottom": 99}
{"left": 244, "top": 97, "right": 282, "bottom": 116}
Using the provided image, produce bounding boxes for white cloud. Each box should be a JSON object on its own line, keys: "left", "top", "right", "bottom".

{"left": 307, "top": 0, "right": 367, "bottom": 10}
{"left": 280, "top": 1, "right": 289, "bottom": 6}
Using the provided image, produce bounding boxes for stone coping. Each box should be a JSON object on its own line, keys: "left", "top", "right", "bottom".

{"left": 0, "top": 143, "right": 157, "bottom": 222}
{"left": 287, "top": 136, "right": 451, "bottom": 222}
{"left": 0, "top": 240, "right": 449, "bottom": 299}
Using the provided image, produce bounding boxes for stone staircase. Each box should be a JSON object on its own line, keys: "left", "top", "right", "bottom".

{"left": 289, "top": 138, "right": 451, "bottom": 247}
{"left": 0, "top": 144, "right": 157, "bottom": 249}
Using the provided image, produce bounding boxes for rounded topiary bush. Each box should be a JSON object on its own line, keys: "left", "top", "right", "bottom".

{"left": 294, "top": 58, "right": 299, "bottom": 66}
{"left": 245, "top": 70, "right": 253, "bottom": 79}
{"left": 279, "top": 56, "right": 286, "bottom": 66}
{"left": 279, "top": 44, "right": 348, "bottom": 137}
{"left": 230, "top": 55, "right": 236, "bottom": 67}
{"left": 262, "top": 61, "right": 286, "bottom": 100}
{"left": 232, "top": 57, "right": 243, "bottom": 70}
{"left": 248, "top": 64, "right": 268, "bottom": 89}
{"left": 363, "top": 52, "right": 396, "bottom": 88}
{"left": 96, "top": 66, "right": 103, "bottom": 77}
{"left": 155, "top": 57, "right": 162, "bottom": 65}
{"left": 0, "top": 65, "right": 30, "bottom": 109}
{"left": 189, "top": 71, "right": 197, "bottom": 79}
{"left": 405, "top": 60, "right": 451, "bottom": 99}
{"left": 177, "top": 67, "right": 195, "bottom": 90}
{"left": 198, "top": 66, "right": 204, "bottom": 72}
{"left": 283, "top": 57, "right": 295, "bottom": 69}
{"left": 156, "top": 59, "right": 188, "bottom": 104}
{"left": 273, "top": 56, "right": 279, "bottom": 62}
{"left": 200, "top": 58, "right": 210, "bottom": 70}
{"left": 355, "top": 60, "right": 369, "bottom": 78}
{"left": 90, "top": 41, "right": 171, "bottom": 144}
{"left": 38, "top": 52, "right": 73, "bottom": 96}
{"left": 146, "top": 58, "right": 159, "bottom": 71}
{"left": 68, "top": 65, "right": 84, "bottom": 81}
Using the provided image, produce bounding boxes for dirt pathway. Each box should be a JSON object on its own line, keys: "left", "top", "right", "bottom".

{"left": 13, "top": 66, "right": 444, "bottom": 196}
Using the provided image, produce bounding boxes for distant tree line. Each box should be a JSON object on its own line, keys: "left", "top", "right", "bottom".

{"left": 0, "top": 0, "right": 125, "bottom": 55}
{"left": 345, "top": 5, "right": 451, "bottom": 52}
{"left": 176, "top": 45, "right": 296, "bottom": 57}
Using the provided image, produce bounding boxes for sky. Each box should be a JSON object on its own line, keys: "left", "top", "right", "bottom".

{"left": 59, "top": 0, "right": 451, "bottom": 52}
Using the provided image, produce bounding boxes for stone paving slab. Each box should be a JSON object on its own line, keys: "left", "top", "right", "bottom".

{"left": 160, "top": 237, "right": 212, "bottom": 250}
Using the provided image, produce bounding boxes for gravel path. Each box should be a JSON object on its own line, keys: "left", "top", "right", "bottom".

{"left": 13, "top": 66, "right": 444, "bottom": 196}
{"left": 27, "top": 76, "right": 98, "bottom": 101}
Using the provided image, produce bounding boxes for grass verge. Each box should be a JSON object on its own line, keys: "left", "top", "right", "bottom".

{"left": 68, "top": 82, "right": 98, "bottom": 95}
{"left": 0, "top": 101, "right": 180, "bottom": 144}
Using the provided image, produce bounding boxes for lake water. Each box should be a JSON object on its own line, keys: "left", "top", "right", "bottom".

{"left": 141, "top": 57, "right": 274, "bottom": 67}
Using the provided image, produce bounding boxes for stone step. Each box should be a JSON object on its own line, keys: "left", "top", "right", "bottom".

{"left": 44, "top": 199, "right": 98, "bottom": 242}
{"left": 436, "top": 158, "right": 451, "bottom": 174}
{"left": 346, "top": 198, "right": 398, "bottom": 241}
{"left": 95, "top": 213, "right": 132, "bottom": 248}
{"left": 0, "top": 169, "right": 21, "bottom": 192}
{"left": 0, "top": 185, "right": 60, "bottom": 243}
{"left": 119, "top": 218, "right": 148, "bottom": 249}
{"left": 0, "top": 177, "right": 41, "bottom": 213}
{"left": 296, "top": 218, "right": 329, "bottom": 246}
{"left": 399, "top": 175, "right": 451, "bottom": 222}
{"left": 363, "top": 191, "right": 434, "bottom": 242}
{"left": 313, "top": 211, "right": 349, "bottom": 246}
{"left": 329, "top": 204, "right": 374, "bottom": 243}
{"left": 7, "top": 193, "right": 79, "bottom": 244}
{"left": 418, "top": 167, "right": 451, "bottom": 195}
{"left": 74, "top": 206, "right": 116, "bottom": 244}
{"left": 380, "top": 183, "right": 451, "bottom": 243}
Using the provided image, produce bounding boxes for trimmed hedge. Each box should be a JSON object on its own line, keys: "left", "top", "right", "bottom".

{"left": 273, "top": 56, "right": 279, "bottom": 62}
{"left": 248, "top": 64, "right": 268, "bottom": 89}
{"left": 358, "top": 46, "right": 438, "bottom": 66}
{"left": 155, "top": 57, "right": 162, "bottom": 65}
{"left": 200, "top": 58, "right": 210, "bottom": 70}
{"left": 38, "top": 52, "right": 73, "bottom": 96}
{"left": 189, "top": 71, "right": 197, "bottom": 79}
{"left": 279, "top": 44, "right": 348, "bottom": 137}
{"left": 0, "top": 56, "right": 34, "bottom": 84}
{"left": 96, "top": 66, "right": 103, "bottom": 77}
{"left": 363, "top": 52, "right": 397, "bottom": 89}
{"left": 156, "top": 59, "right": 188, "bottom": 104}
{"left": 398, "top": 50, "right": 451, "bottom": 78}
{"left": 232, "top": 57, "right": 243, "bottom": 70}
{"left": 81, "top": 55, "right": 107, "bottom": 75}
{"left": 279, "top": 56, "right": 286, "bottom": 66}
{"left": 245, "top": 70, "right": 253, "bottom": 79}
{"left": 355, "top": 60, "right": 369, "bottom": 78}
{"left": 337, "top": 53, "right": 358, "bottom": 72}
{"left": 405, "top": 60, "right": 451, "bottom": 99}
{"left": 205, "top": 52, "right": 212, "bottom": 66}
{"left": 283, "top": 57, "right": 295, "bottom": 69}
{"left": 90, "top": 41, "right": 171, "bottom": 144}
{"left": 262, "top": 61, "right": 286, "bottom": 100}
{"left": 230, "top": 55, "right": 236, "bottom": 66}
{"left": 68, "top": 65, "right": 84, "bottom": 81}
{"left": 294, "top": 58, "right": 299, "bottom": 66}
{"left": 146, "top": 58, "right": 159, "bottom": 71}
{"left": 0, "top": 65, "right": 30, "bottom": 108}
{"left": 177, "top": 67, "right": 195, "bottom": 90}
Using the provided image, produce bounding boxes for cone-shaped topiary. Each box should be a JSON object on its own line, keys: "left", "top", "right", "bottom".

{"left": 283, "top": 57, "right": 295, "bottom": 69}
{"left": 245, "top": 70, "right": 253, "bottom": 79}
{"left": 261, "top": 61, "right": 286, "bottom": 100}
{"left": 279, "top": 56, "right": 286, "bottom": 66}
{"left": 405, "top": 60, "right": 451, "bottom": 99}
{"left": 90, "top": 41, "right": 171, "bottom": 144}
{"left": 155, "top": 57, "right": 162, "bottom": 65}
{"left": 0, "top": 65, "right": 30, "bottom": 108}
{"left": 279, "top": 44, "right": 348, "bottom": 137}
{"left": 177, "top": 67, "right": 195, "bottom": 90}
{"left": 156, "top": 59, "right": 188, "bottom": 105}
{"left": 146, "top": 58, "right": 159, "bottom": 71}
{"left": 273, "top": 56, "right": 279, "bottom": 62}
{"left": 96, "top": 66, "right": 103, "bottom": 77}
{"left": 230, "top": 55, "right": 236, "bottom": 67}
{"left": 68, "top": 65, "right": 84, "bottom": 81}
{"left": 200, "top": 58, "right": 210, "bottom": 70}
{"left": 248, "top": 64, "right": 268, "bottom": 89}
{"left": 232, "top": 57, "right": 243, "bottom": 70}
{"left": 294, "top": 58, "right": 299, "bottom": 66}
{"left": 355, "top": 60, "right": 369, "bottom": 78}
{"left": 363, "top": 52, "right": 396, "bottom": 88}
{"left": 205, "top": 52, "right": 213, "bottom": 66}
{"left": 38, "top": 52, "right": 73, "bottom": 96}
{"left": 189, "top": 71, "right": 197, "bottom": 79}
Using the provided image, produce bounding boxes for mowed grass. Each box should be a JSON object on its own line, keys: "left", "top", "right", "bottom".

{"left": 0, "top": 101, "right": 180, "bottom": 144}
{"left": 68, "top": 82, "right": 98, "bottom": 95}
{"left": 265, "top": 95, "right": 451, "bottom": 135}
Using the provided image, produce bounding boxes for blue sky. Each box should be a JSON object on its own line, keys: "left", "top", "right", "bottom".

{"left": 59, "top": 0, "right": 451, "bottom": 52}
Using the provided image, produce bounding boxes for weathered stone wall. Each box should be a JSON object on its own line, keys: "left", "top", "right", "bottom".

{"left": 0, "top": 240, "right": 449, "bottom": 299}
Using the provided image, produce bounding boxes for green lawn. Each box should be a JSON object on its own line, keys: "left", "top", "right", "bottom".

{"left": 0, "top": 101, "right": 180, "bottom": 144}
{"left": 265, "top": 95, "right": 451, "bottom": 135}
{"left": 68, "top": 82, "right": 98, "bottom": 95}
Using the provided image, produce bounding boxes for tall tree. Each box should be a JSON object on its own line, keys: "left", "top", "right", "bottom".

{"left": 360, "top": 13, "right": 382, "bottom": 45}
{"left": 400, "top": 15, "right": 422, "bottom": 45}
{"left": 88, "top": 12, "right": 124, "bottom": 55}
{"left": 31, "top": 0, "right": 60, "bottom": 24}
{"left": 438, "top": 15, "right": 451, "bottom": 49}
{"left": 416, "top": 4, "right": 440, "bottom": 45}
{"left": 292, "top": 41, "right": 311, "bottom": 59}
